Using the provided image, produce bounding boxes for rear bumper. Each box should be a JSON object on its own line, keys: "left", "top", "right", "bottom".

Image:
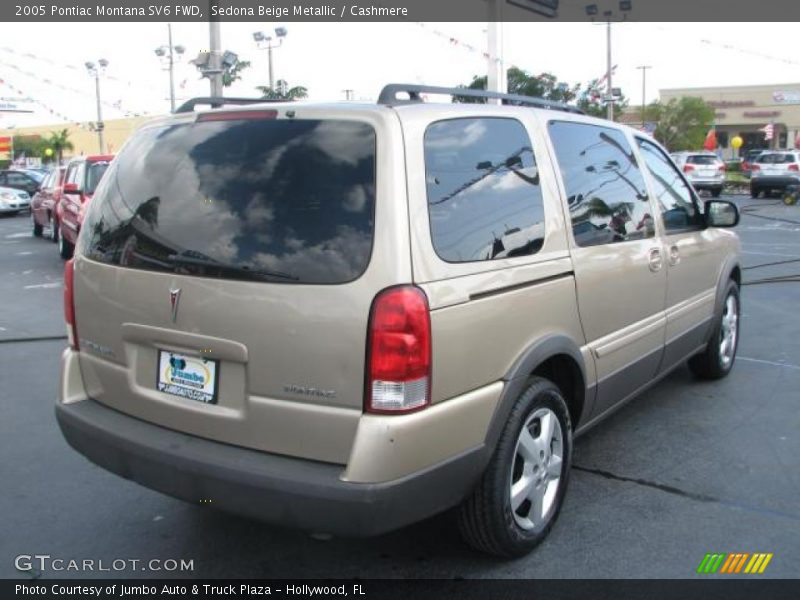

{"left": 55, "top": 398, "right": 485, "bottom": 536}
{"left": 751, "top": 176, "right": 800, "bottom": 188}
{"left": 56, "top": 347, "right": 494, "bottom": 536}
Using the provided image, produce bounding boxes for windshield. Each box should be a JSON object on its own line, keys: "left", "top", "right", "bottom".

{"left": 80, "top": 117, "right": 377, "bottom": 285}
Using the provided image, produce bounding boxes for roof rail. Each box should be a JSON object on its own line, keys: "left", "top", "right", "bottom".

{"left": 377, "top": 83, "right": 584, "bottom": 114}
{"left": 175, "top": 97, "right": 279, "bottom": 113}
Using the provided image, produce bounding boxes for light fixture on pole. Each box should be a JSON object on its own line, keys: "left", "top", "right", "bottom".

{"left": 85, "top": 59, "right": 108, "bottom": 154}
{"left": 155, "top": 23, "right": 186, "bottom": 113}
{"left": 253, "top": 27, "right": 288, "bottom": 91}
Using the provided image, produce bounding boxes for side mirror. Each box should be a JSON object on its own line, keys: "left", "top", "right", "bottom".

{"left": 63, "top": 182, "right": 81, "bottom": 194}
{"left": 704, "top": 200, "right": 739, "bottom": 228}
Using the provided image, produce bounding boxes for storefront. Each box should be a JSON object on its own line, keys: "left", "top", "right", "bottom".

{"left": 660, "top": 83, "right": 800, "bottom": 158}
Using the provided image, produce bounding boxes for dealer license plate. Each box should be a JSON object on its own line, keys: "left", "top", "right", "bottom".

{"left": 157, "top": 350, "right": 219, "bottom": 404}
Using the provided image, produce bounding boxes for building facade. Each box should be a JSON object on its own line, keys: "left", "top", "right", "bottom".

{"left": 660, "top": 83, "right": 800, "bottom": 157}
{"left": 0, "top": 115, "right": 156, "bottom": 162}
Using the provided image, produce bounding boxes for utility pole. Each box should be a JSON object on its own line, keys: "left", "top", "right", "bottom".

{"left": 167, "top": 24, "right": 176, "bottom": 112}
{"left": 209, "top": 21, "right": 223, "bottom": 98}
{"left": 636, "top": 65, "right": 651, "bottom": 127}
{"left": 85, "top": 60, "right": 108, "bottom": 154}
{"left": 94, "top": 73, "right": 105, "bottom": 153}
{"left": 486, "top": 0, "right": 506, "bottom": 104}
{"left": 606, "top": 21, "right": 613, "bottom": 121}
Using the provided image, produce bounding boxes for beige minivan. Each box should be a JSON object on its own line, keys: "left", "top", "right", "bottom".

{"left": 57, "top": 85, "right": 742, "bottom": 557}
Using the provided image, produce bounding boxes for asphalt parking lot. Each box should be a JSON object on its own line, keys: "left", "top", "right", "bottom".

{"left": 1, "top": 196, "right": 799, "bottom": 579}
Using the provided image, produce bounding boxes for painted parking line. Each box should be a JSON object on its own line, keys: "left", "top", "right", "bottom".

{"left": 5, "top": 232, "right": 31, "bottom": 239}
{"left": 738, "top": 356, "right": 800, "bottom": 371}
{"left": 23, "top": 282, "right": 62, "bottom": 289}
{"left": 741, "top": 251, "right": 800, "bottom": 258}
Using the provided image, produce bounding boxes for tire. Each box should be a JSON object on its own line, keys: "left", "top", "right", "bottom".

{"left": 711, "top": 188, "right": 722, "bottom": 198}
{"left": 49, "top": 214, "right": 59, "bottom": 244}
{"left": 688, "top": 280, "right": 740, "bottom": 380}
{"left": 457, "top": 377, "right": 572, "bottom": 557}
{"left": 59, "top": 229, "right": 74, "bottom": 260}
{"left": 32, "top": 211, "right": 43, "bottom": 237}
{"left": 750, "top": 185, "right": 759, "bottom": 199}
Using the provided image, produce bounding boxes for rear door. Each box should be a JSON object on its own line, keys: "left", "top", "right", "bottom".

{"left": 72, "top": 108, "right": 409, "bottom": 464}
{"left": 547, "top": 120, "right": 667, "bottom": 418}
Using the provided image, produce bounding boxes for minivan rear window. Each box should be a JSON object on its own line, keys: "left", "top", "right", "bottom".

{"left": 81, "top": 118, "right": 376, "bottom": 284}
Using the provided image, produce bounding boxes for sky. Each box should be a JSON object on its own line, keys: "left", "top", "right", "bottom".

{"left": 1, "top": 21, "right": 799, "bottom": 128}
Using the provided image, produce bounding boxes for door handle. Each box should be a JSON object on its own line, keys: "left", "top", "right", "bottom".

{"left": 668, "top": 244, "right": 680, "bottom": 266}
{"left": 648, "top": 247, "right": 663, "bottom": 272}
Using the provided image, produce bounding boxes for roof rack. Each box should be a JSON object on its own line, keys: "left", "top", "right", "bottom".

{"left": 175, "top": 97, "right": 280, "bottom": 114}
{"left": 377, "top": 83, "right": 584, "bottom": 115}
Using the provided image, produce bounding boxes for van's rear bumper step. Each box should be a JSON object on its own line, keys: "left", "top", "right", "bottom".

{"left": 55, "top": 398, "right": 485, "bottom": 537}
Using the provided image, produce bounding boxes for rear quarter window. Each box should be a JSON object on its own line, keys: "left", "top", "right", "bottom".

{"left": 80, "top": 117, "right": 377, "bottom": 285}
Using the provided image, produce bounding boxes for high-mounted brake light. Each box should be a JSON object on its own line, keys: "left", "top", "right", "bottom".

{"left": 366, "top": 286, "right": 431, "bottom": 414}
{"left": 196, "top": 110, "right": 278, "bottom": 122}
{"left": 64, "top": 259, "right": 79, "bottom": 350}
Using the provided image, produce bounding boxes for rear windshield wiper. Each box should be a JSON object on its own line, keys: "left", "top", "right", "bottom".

{"left": 167, "top": 253, "right": 299, "bottom": 282}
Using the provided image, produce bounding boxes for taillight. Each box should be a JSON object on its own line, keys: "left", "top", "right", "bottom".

{"left": 750, "top": 164, "right": 760, "bottom": 172}
{"left": 683, "top": 164, "right": 695, "bottom": 173}
{"left": 366, "top": 286, "right": 431, "bottom": 414}
{"left": 64, "top": 259, "right": 78, "bottom": 350}
{"left": 718, "top": 164, "right": 726, "bottom": 172}
{"left": 789, "top": 164, "right": 799, "bottom": 171}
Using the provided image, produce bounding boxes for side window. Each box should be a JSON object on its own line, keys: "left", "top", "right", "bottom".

{"left": 637, "top": 139, "right": 702, "bottom": 232}
{"left": 65, "top": 165, "right": 79, "bottom": 186}
{"left": 549, "top": 121, "right": 654, "bottom": 247}
{"left": 7, "top": 172, "right": 30, "bottom": 186}
{"left": 424, "top": 117, "right": 545, "bottom": 263}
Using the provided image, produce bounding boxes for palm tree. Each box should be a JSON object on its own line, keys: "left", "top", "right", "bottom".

{"left": 48, "top": 129, "right": 74, "bottom": 165}
{"left": 255, "top": 80, "right": 308, "bottom": 101}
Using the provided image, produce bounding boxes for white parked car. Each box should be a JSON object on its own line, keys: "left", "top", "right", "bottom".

{"left": 670, "top": 151, "right": 726, "bottom": 197}
{"left": 0, "top": 185, "right": 31, "bottom": 214}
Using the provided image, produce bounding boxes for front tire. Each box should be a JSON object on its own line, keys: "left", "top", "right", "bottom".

{"left": 457, "top": 377, "right": 572, "bottom": 557}
{"left": 59, "top": 229, "right": 74, "bottom": 259}
{"left": 49, "top": 214, "right": 59, "bottom": 244}
{"left": 689, "top": 280, "right": 740, "bottom": 379}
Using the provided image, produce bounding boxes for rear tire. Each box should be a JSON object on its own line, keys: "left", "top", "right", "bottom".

{"left": 457, "top": 377, "right": 572, "bottom": 557}
{"left": 750, "top": 185, "right": 760, "bottom": 199}
{"left": 711, "top": 188, "right": 722, "bottom": 198}
{"left": 689, "top": 280, "right": 740, "bottom": 380}
{"left": 32, "top": 212, "right": 43, "bottom": 237}
{"left": 59, "top": 229, "right": 73, "bottom": 259}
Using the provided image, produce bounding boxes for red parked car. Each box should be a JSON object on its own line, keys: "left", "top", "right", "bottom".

{"left": 56, "top": 154, "right": 113, "bottom": 259}
{"left": 31, "top": 166, "right": 66, "bottom": 242}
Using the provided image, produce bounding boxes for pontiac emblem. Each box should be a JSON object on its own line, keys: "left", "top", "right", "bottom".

{"left": 169, "top": 288, "right": 181, "bottom": 323}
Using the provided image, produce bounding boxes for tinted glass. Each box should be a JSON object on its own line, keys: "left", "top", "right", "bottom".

{"left": 549, "top": 121, "right": 653, "bottom": 247}
{"left": 424, "top": 118, "right": 545, "bottom": 262}
{"left": 7, "top": 172, "right": 32, "bottom": 187}
{"left": 85, "top": 161, "right": 110, "bottom": 194}
{"left": 637, "top": 139, "right": 702, "bottom": 232}
{"left": 687, "top": 155, "right": 718, "bottom": 165}
{"left": 23, "top": 170, "right": 45, "bottom": 183}
{"left": 81, "top": 118, "right": 376, "bottom": 284}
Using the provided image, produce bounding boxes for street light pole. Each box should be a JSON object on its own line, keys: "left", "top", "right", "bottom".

{"left": 85, "top": 60, "right": 107, "bottom": 154}
{"left": 209, "top": 21, "right": 223, "bottom": 98}
{"left": 268, "top": 42, "right": 274, "bottom": 90}
{"left": 94, "top": 72, "right": 105, "bottom": 154}
{"left": 606, "top": 21, "right": 613, "bottom": 121}
{"left": 253, "top": 28, "right": 287, "bottom": 92}
{"left": 636, "top": 65, "right": 651, "bottom": 127}
{"left": 167, "top": 24, "right": 176, "bottom": 112}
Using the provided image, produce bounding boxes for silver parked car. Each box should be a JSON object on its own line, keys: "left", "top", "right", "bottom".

{"left": 0, "top": 185, "right": 31, "bottom": 214}
{"left": 749, "top": 150, "right": 800, "bottom": 198}
{"left": 670, "top": 151, "right": 726, "bottom": 197}
{"left": 56, "top": 85, "right": 742, "bottom": 557}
